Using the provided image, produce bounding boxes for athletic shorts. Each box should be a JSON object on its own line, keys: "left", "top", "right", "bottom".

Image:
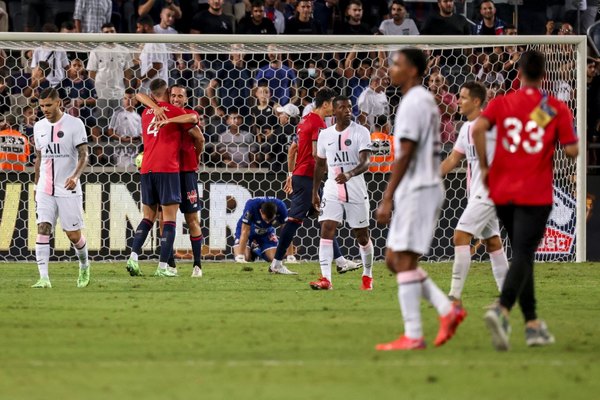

{"left": 318, "top": 198, "right": 370, "bottom": 229}
{"left": 179, "top": 171, "right": 200, "bottom": 214}
{"left": 234, "top": 230, "right": 279, "bottom": 255}
{"left": 35, "top": 192, "right": 84, "bottom": 231}
{"left": 288, "top": 175, "right": 315, "bottom": 222}
{"left": 387, "top": 184, "right": 444, "bottom": 255}
{"left": 141, "top": 172, "right": 181, "bottom": 206}
{"left": 456, "top": 199, "right": 500, "bottom": 239}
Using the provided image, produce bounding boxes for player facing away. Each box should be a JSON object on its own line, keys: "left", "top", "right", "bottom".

{"left": 233, "top": 197, "right": 288, "bottom": 263}
{"left": 440, "top": 81, "right": 509, "bottom": 305}
{"left": 473, "top": 50, "right": 579, "bottom": 351}
{"left": 32, "top": 87, "right": 91, "bottom": 288}
{"left": 269, "top": 87, "right": 359, "bottom": 275}
{"left": 125, "top": 79, "right": 201, "bottom": 277}
{"left": 137, "top": 84, "right": 205, "bottom": 278}
{"left": 310, "top": 96, "right": 374, "bottom": 291}
{"left": 375, "top": 48, "right": 465, "bottom": 351}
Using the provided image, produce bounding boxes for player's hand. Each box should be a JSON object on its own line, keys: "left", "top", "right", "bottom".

{"left": 312, "top": 193, "right": 321, "bottom": 212}
{"left": 335, "top": 172, "right": 351, "bottom": 184}
{"left": 376, "top": 198, "right": 393, "bottom": 225}
{"left": 153, "top": 107, "right": 167, "bottom": 122}
{"left": 235, "top": 254, "right": 249, "bottom": 263}
{"left": 283, "top": 175, "right": 293, "bottom": 195}
{"left": 64, "top": 176, "right": 78, "bottom": 190}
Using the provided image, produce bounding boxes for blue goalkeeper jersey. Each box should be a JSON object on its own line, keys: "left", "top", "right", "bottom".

{"left": 234, "top": 197, "right": 288, "bottom": 238}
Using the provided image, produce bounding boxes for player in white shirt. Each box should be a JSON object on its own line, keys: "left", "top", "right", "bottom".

{"left": 375, "top": 48, "right": 464, "bottom": 351}
{"left": 440, "top": 81, "right": 509, "bottom": 305}
{"left": 310, "top": 96, "right": 374, "bottom": 291}
{"left": 32, "top": 87, "right": 90, "bottom": 288}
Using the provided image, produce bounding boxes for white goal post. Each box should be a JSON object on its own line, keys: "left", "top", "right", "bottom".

{"left": 0, "top": 33, "right": 587, "bottom": 262}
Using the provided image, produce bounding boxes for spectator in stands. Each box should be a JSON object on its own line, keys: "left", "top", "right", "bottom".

{"left": 73, "top": 0, "right": 112, "bottom": 33}
{"left": 264, "top": 0, "right": 285, "bottom": 34}
{"left": 0, "top": 115, "right": 31, "bottom": 171}
{"left": 154, "top": 5, "right": 178, "bottom": 34}
{"left": 206, "top": 47, "right": 252, "bottom": 114}
{"left": 476, "top": 52, "right": 505, "bottom": 88}
{"left": 313, "top": 0, "right": 338, "bottom": 33}
{"left": 269, "top": 103, "right": 300, "bottom": 170}
{"left": 255, "top": 49, "right": 297, "bottom": 106}
{"left": 284, "top": 0, "right": 322, "bottom": 34}
{"left": 31, "top": 24, "right": 69, "bottom": 88}
{"left": 359, "top": 0, "right": 390, "bottom": 29}
{"left": 136, "top": 15, "right": 169, "bottom": 94}
{"left": 238, "top": 0, "right": 277, "bottom": 34}
{"left": 334, "top": 0, "right": 371, "bottom": 35}
{"left": 282, "top": 0, "right": 297, "bottom": 20}
{"left": 428, "top": 71, "right": 457, "bottom": 143}
{"left": 214, "top": 109, "right": 256, "bottom": 168}
{"left": 107, "top": 88, "right": 142, "bottom": 167}
{"left": 190, "top": 0, "right": 234, "bottom": 34}
{"left": 473, "top": 0, "right": 506, "bottom": 35}
{"left": 558, "top": 22, "right": 574, "bottom": 36}
{"left": 0, "top": 76, "right": 10, "bottom": 116}
{"left": 23, "top": 60, "right": 53, "bottom": 100}
{"left": 378, "top": 0, "right": 419, "bottom": 36}
{"left": 421, "top": 0, "right": 471, "bottom": 35}
{"left": 22, "top": 0, "right": 57, "bottom": 32}
{"left": 587, "top": 58, "right": 600, "bottom": 165}
{"left": 357, "top": 68, "right": 390, "bottom": 133}
{"left": 248, "top": 82, "right": 278, "bottom": 143}
{"left": 138, "top": 0, "right": 182, "bottom": 23}
{"left": 504, "top": 23, "right": 517, "bottom": 35}
{"left": 344, "top": 56, "right": 371, "bottom": 117}
{"left": 87, "top": 23, "right": 135, "bottom": 141}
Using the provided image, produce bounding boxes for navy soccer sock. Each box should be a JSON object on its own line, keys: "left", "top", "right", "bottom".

{"left": 333, "top": 237, "right": 343, "bottom": 260}
{"left": 191, "top": 235, "right": 203, "bottom": 267}
{"left": 132, "top": 218, "right": 153, "bottom": 254}
{"left": 274, "top": 221, "right": 301, "bottom": 261}
{"left": 160, "top": 221, "right": 177, "bottom": 264}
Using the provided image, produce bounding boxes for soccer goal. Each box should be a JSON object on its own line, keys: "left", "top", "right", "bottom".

{"left": 0, "top": 33, "right": 587, "bottom": 263}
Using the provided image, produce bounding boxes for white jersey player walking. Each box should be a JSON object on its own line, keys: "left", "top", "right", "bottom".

{"left": 440, "top": 81, "right": 509, "bottom": 305}
{"left": 375, "top": 48, "right": 465, "bottom": 351}
{"left": 310, "top": 96, "right": 374, "bottom": 291}
{"left": 32, "top": 87, "right": 90, "bottom": 288}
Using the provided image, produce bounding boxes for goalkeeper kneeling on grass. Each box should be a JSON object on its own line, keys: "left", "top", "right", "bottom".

{"left": 233, "top": 197, "right": 288, "bottom": 263}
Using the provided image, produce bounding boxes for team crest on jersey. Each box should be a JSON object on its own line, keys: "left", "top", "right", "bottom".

{"left": 344, "top": 139, "right": 352, "bottom": 146}
{"left": 187, "top": 189, "right": 198, "bottom": 204}
{"left": 57, "top": 131, "right": 64, "bottom": 138}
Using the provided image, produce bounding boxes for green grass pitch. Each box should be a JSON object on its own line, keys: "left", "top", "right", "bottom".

{"left": 1, "top": 261, "right": 599, "bottom": 400}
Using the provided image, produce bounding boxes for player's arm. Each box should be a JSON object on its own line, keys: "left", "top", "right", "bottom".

{"left": 234, "top": 223, "right": 251, "bottom": 262}
{"left": 376, "top": 139, "right": 416, "bottom": 224}
{"left": 157, "top": 113, "right": 199, "bottom": 127}
{"left": 33, "top": 149, "right": 41, "bottom": 186}
{"left": 188, "top": 126, "right": 205, "bottom": 158}
{"left": 472, "top": 116, "right": 492, "bottom": 184}
{"left": 283, "top": 141, "right": 298, "bottom": 194}
{"left": 336, "top": 150, "right": 371, "bottom": 184}
{"left": 312, "top": 155, "right": 327, "bottom": 211}
{"left": 440, "top": 150, "right": 465, "bottom": 177}
{"left": 564, "top": 143, "right": 579, "bottom": 158}
{"left": 65, "top": 144, "right": 89, "bottom": 190}
{"left": 135, "top": 92, "right": 167, "bottom": 122}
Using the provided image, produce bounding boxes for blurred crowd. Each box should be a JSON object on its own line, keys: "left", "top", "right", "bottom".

{"left": 0, "top": 0, "right": 598, "bottom": 171}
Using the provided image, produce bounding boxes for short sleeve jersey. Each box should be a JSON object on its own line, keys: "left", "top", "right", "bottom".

{"left": 481, "top": 87, "right": 577, "bottom": 205}
{"left": 180, "top": 108, "right": 201, "bottom": 172}
{"left": 235, "top": 197, "right": 288, "bottom": 237}
{"left": 293, "top": 112, "right": 326, "bottom": 178}
{"left": 393, "top": 85, "right": 442, "bottom": 197}
{"left": 453, "top": 118, "right": 496, "bottom": 204}
{"left": 140, "top": 102, "right": 188, "bottom": 174}
{"left": 317, "top": 121, "right": 372, "bottom": 203}
{"left": 34, "top": 113, "right": 87, "bottom": 197}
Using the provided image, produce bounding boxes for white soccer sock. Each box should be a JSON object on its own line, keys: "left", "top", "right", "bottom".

{"left": 319, "top": 238, "right": 334, "bottom": 281}
{"left": 359, "top": 240, "right": 374, "bottom": 277}
{"left": 74, "top": 236, "right": 89, "bottom": 269}
{"left": 158, "top": 261, "right": 168, "bottom": 270}
{"left": 335, "top": 256, "right": 346, "bottom": 267}
{"left": 35, "top": 234, "right": 50, "bottom": 279}
{"left": 448, "top": 245, "right": 471, "bottom": 299}
{"left": 490, "top": 249, "right": 509, "bottom": 291}
{"left": 396, "top": 270, "right": 424, "bottom": 339}
{"left": 419, "top": 268, "right": 452, "bottom": 316}
{"left": 130, "top": 252, "right": 139, "bottom": 262}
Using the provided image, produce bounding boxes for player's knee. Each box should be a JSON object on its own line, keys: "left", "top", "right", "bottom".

{"left": 484, "top": 236, "right": 502, "bottom": 253}
{"left": 354, "top": 228, "right": 370, "bottom": 246}
{"left": 384, "top": 250, "right": 396, "bottom": 273}
{"left": 453, "top": 230, "right": 471, "bottom": 247}
{"left": 64, "top": 230, "right": 81, "bottom": 243}
{"left": 37, "top": 223, "right": 52, "bottom": 235}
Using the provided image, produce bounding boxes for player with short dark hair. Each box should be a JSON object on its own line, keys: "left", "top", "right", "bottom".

{"left": 440, "top": 81, "right": 509, "bottom": 306}
{"left": 375, "top": 48, "right": 465, "bottom": 351}
{"left": 234, "top": 197, "right": 288, "bottom": 263}
{"left": 473, "top": 50, "right": 579, "bottom": 351}
{"left": 125, "top": 79, "right": 201, "bottom": 278}
{"left": 268, "top": 87, "right": 360, "bottom": 275}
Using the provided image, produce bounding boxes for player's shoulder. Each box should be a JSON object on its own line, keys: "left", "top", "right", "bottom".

{"left": 402, "top": 86, "right": 434, "bottom": 110}
{"left": 351, "top": 121, "right": 370, "bottom": 135}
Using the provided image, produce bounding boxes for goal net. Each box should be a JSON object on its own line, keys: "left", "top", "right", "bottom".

{"left": 0, "top": 34, "right": 587, "bottom": 263}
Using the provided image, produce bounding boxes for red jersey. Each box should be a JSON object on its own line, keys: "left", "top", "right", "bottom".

{"left": 481, "top": 87, "right": 577, "bottom": 206}
{"left": 141, "top": 101, "right": 188, "bottom": 174}
{"left": 293, "top": 112, "right": 326, "bottom": 178}
{"left": 180, "top": 108, "right": 201, "bottom": 172}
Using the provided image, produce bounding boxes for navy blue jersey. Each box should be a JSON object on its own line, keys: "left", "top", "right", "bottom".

{"left": 235, "top": 197, "right": 288, "bottom": 238}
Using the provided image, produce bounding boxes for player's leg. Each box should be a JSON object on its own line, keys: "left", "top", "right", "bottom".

{"left": 127, "top": 174, "right": 159, "bottom": 276}
{"left": 310, "top": 197, "right": 342, "bottom": 289}
{"left": 58, "top": 195, "right": 90, "bottom": 287}
{"left": 483, "top": 234, "right": 509, "bottom": 292}
{"left": 348, "top": 201, "right": 373, "bottom": 289}
{"left": 32, "top": 192, "right": 57, "bottom": 288}
{"left": 185, "top": 212, "right": 204, "bottom": 277}
{"left": 449, "top": 229, "right": 474, "bottom": 302}
{"left": 255, "top": 231, "right": 278, "bottom": 262}
{"left": 156, "top": 203, "right": 179, "bottom": 277}
{"left": 180, "top": 172, "right": 203, "bottom": 276}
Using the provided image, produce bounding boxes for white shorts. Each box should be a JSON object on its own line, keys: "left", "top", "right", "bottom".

{"left": 456, "top": 199, "right": 500, "bottom": 239}
{"left": 387, "top": 184, "right": 443, "bottom": 255}
{"left": 318, "top": 198, "right": 370, "bottom": 229}
{"left": 36, "top": 192, "right": 84, "bottom": 231}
